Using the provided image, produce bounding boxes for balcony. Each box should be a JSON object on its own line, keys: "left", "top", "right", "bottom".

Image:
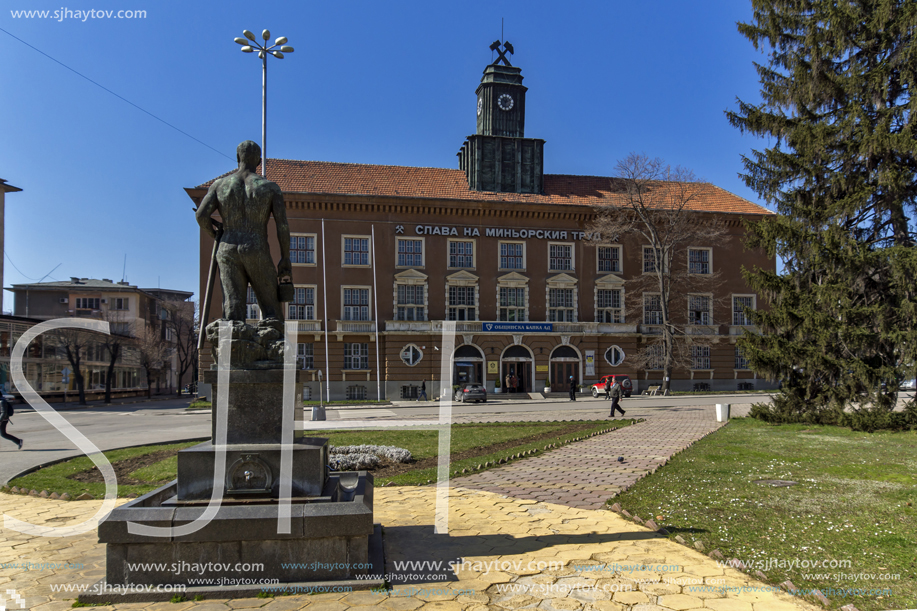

{"left": 639, "top": 324, "right": 664, "bottom": 335}
{"left": 685, "top": 325, "right": 718, "bottom": 336}
{"left": 729, "top": 325, "right": 758, "bottom": 335}
{"left": 336, "top": 320, "right": 376, "bottom": 333}
{"left": 296, "top": 320, "right": 322, "bottom": 332}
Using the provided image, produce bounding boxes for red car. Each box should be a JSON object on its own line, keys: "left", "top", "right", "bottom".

{"left": 591, "top": 374, "right": 633, "bottom": 398}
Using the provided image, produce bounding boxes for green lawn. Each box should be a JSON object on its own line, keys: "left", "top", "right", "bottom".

{"left": 8, "top": 420, "right": 625, "bottom": 497}
{"left": 612, "top": 417, "right": 917, "bottom": 611}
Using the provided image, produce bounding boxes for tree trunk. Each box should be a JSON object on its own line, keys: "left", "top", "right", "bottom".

{"left": 75, "top": 372, "right": 86, "bottom": 405}
{"left": 104, "top": 348, "right": 118, "bottom": 404}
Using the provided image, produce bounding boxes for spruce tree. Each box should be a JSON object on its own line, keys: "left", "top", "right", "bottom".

{"left": 728, "top": 0, "right": 917, "bottom": 425}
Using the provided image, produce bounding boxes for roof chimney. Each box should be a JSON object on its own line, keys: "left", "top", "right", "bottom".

{"left": 102, "top": 278, "right": 112, "bottom": 283}
{"left": 70, "top": 277, "right": 80, "bottom": 284}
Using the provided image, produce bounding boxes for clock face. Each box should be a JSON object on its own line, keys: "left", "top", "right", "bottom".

{"left": 477, "top": 98, "right": 483, "bottom": 116}
{"left": 498, "top": 93, "right": 514, "bottom": 111}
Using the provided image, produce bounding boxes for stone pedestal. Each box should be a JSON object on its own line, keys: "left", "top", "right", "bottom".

{"left": 89, "top": 364, "right": 380, "bottom": 601}
{"left": 202, "top": 369, "right": 306, "bottom": 444}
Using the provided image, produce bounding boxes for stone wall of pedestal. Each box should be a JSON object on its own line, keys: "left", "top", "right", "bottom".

{"left": 202, "top": 369, "right": 307, "bottom": 445}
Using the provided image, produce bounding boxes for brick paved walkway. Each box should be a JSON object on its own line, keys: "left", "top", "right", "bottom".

{"left": 452, "top": 404, "right": 739, "bottom": 509}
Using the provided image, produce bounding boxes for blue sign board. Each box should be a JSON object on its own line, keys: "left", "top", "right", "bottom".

{"left": 482, "top": 322, "right": 553, "bottom": 333}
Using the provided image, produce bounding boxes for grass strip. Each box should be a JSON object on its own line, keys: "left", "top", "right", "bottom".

{"left": 611, "top": 417, "right": 917, "bottom": 611}
{"left": 6, "top": 420, "right": 628, "bottom": 497}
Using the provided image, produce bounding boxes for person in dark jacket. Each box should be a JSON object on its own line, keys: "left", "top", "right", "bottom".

{"left": 604, "top": 377, "right": 612, "bottom": 400}
{"left": 609, "top": 377, "right": 626, "bottom": 418}
{"left": 568, "top": 375, "right": 576, "bottom": 401}
{"left": 0, "top": 396, "right": 22, "bottom": 449}
{"left": 418, "top": 380, "right": 428, "bottom": 401}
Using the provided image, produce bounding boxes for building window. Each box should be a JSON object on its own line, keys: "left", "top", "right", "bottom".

{"left": 346, "top": 385, "right": 367, "bottom": 400}
{"left": 643, "top": 294, "right": 662, "bottom": 325}
{"left": 604, "top": 345, "right": 625, "bottom": 367}
{"left": 449, "top": 240, "right": 474, "bottom": 269}
{"left": 643, "top": 246, "right": 661, "bottom": 273}
{"left": 598, "top": 246, "right": 621, "bottom": 273}
{"left": 343, "top": 237, "right": 370, "bottom": 266}
{"left": 733, "top": 295, "right": 755, "bottom": 326}
{"left": 291, "top": 235, "right": 316, "bottom": 264}
{"left": 597, "top": 289, "right": 623, "bottom": 323}
{"left": 288, "top": 286, "right": 315, "bottom": 320}
{"left": 689, "top": 248, "right": 711, "bottom": 275}
{"left": 548, "top": 288, "right": 575, "bottom": 322}
{"left": 401, "top": 344, "right": 423, "bottom": 366}
{"left": 499, "top": 242, "right": 524, "bottom": 270}
{"left": 692, "top": 345, "right": 711, "bottom": 369}
{"left": 548, "top": 243, "right": 573, "bottom": 271}
{"left": 735, "top": 346, "right": 749, "bottom": 369}
{"left": 688, "top": 295, "right": 712, "bottom": 325}
{"left": 499, "top": 287, "right": 527, "bottom": 322}
{"left": 246, "top": 286, "right": 260, "bottom": 320}
{"left": 448, "top": 286, "right": 476, "bottom": 321}
{"left": 397, "top": 238, "right": 423, "bottom": 267}
{"left": 646, "top": 344, "right": 664, "bottom": 369}
{"left": 76, "top": 297, "right": 100, "bottom": 310}
{"left": 343, "top": 288, "right": 370, "bottom": 321}
{"left": 343, "top": 343, "right": 369, "bottom": 369}
{"left": 396, "top": 284, "right": 426, "bottom": 321}
{"left": 112, "top": 297, "right": 129, "bottom": 310}
{"left": 297, "top": 343, "right": 314, "bottom": 370}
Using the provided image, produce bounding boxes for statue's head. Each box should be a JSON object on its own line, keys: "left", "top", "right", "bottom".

{"left": 237, "top": 140, "right": 262, "bottom": 169}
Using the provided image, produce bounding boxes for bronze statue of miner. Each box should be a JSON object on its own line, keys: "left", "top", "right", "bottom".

{"left": 197, "top": 140, "right": 292, "bottom": 323}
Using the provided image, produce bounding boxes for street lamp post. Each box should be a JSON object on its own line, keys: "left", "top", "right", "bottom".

{"left": 234, "top": 29, "right": 294, "bottom": 177}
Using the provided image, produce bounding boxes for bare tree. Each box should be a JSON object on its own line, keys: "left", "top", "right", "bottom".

{"left": 57, "top": 329, "right": 92, "bottom": 405}
{"left": 162, "top": 300, "right": 197, "bottom": 395}
{"left": 588, "top": 153, "right": 727, "bottom": 394}
{"left": 137, "top": 324, "right": 169, "bottom": 399}
{"left": 100, "top": 311, "right": 135, "bottom": 404}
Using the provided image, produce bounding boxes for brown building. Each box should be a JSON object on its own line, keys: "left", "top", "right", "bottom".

{"left": 189, "top": 46, "right": 775, "bottom": 401}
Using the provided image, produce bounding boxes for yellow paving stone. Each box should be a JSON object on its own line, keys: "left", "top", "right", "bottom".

{"left": 248, "top": 599, "right": 311, "bottom": 611}
{"left": 611, "top": 591, "right": 651, "bottom": 605}
{"left": 455, "top": 592, "right": 489, "bottom": 605}
{"left": 412, "top": 602, "right": 466, "bottom": 611}
{"left": 342, "top": 592, "right": 389, "bottom": 606}
{"left": 640, "top": 582, "right": 683, "bottom": 596}
{"left": 542, "top": 599, "right": 584, "bottom": 610}
{"left": 225, "top": 598, "right": 273, "bottom": 609}
{"left": 658, "top": 594, "right": 705, "bottom": 610}
{"left": 471, "top": 571, "right": 514, "bottom": 585}
{"left": 299, "top": 602, "right": 349, "bottom": 611}
{"left": 702, "top": 599, "right": 755, "bottom": 611}
{"left": 585, "top": 602, "right": 626, "bottom": 611}
{"left": 379, "top": 597, "right": 425, "bottom": 611}
{"left": 491, "top": 593, "right": 539, "bottom": 609}
{"left": 146, "top": 602, "right": 197, "bottom": 611}
{"left": 750, "top": 600, "right": 814, "bottom": 611}
{"left": 30, "top": 602, "right": 76, "bottom": 611}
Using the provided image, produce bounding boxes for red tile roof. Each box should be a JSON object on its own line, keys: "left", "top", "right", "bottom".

{"left": 194, "top": 159, "right": 772, "bottom": 216}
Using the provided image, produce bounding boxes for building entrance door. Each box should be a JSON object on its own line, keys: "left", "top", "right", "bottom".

{"left": 549, "top": 345, "right": 581, "bottom": 392}
{"left": 551, "top": 362, "right": 579, "bottom": 392}
{"left": 500, "top": 345, "right": 532, "bottom": 393}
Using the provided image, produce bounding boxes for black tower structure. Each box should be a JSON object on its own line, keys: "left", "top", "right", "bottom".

{"left": 458, "top": 41, "right": 545, "bottom": 194}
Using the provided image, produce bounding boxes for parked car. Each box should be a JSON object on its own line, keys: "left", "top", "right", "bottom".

{"left": 591, "top": 374, "right": 632, "bottom": 398}
{"left": 453, "top": 383, "right": 487, "bottom": 403}
{"left": 901, "top": 378, "right": 917, "bottom": 390}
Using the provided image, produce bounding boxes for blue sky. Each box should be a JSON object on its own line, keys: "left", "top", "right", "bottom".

{"left": 0, "top": 0, "right": 770, "bottom": 310}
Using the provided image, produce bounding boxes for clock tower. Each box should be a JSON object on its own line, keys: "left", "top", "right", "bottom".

{"left": 458, "top": 41, "right": 545, "bottom": 194}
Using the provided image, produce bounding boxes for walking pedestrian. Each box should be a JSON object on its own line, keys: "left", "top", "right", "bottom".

{"left": 505, "top": 373, "right": 511, "bottom": 394}
{"left": 418, "top": 380, "right": 428, "bottom": 401}
{"left": 0, "top": 396, "right": 23, "bottom": 450}
{"left": 604, "top": 376, "right": 611, "bottom": 400}
{"left": 568, "top": 375, "right": 576, "bottom": 401}
{"left": 608, "top": 376, "right": 626, "bottom": 418}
